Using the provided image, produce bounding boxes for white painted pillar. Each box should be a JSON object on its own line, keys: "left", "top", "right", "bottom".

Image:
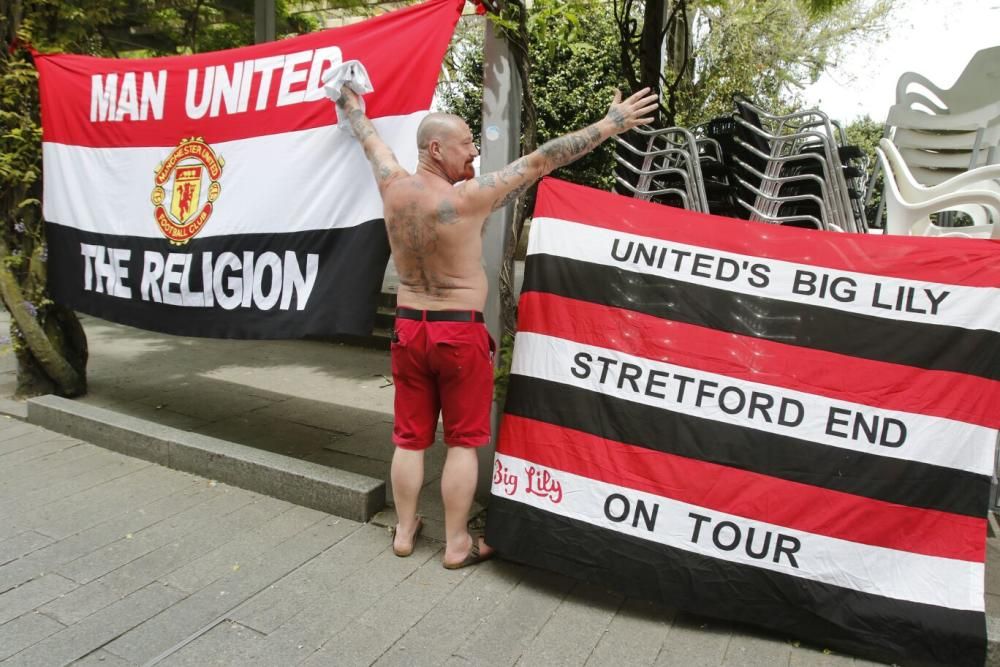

{"left": 476, "top": 14, "right": 521, "bottom": 504}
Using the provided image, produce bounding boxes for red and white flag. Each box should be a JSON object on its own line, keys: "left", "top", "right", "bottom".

{"left": 36, "top": 0, "right": 463, "bottom": 338}
{"left": 488, "top": 177, "right": 1000, "bottom": 666}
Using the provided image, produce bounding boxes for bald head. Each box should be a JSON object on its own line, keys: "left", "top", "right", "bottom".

{"left": 417, "top": 113, "right": 468, "bottom": 152}
{"left": 415, "top": 112, "right": 478, "bottom": 183}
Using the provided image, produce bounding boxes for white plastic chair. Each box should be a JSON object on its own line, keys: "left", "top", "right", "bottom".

{"left": 895, "top": 46, "right": 1000, "bottom": 115}
{"left": 866, "top": 50, "right": 1000, "bottom": 223}
{"left": 877, "top": 139, "right": 1000, "bottom": 239}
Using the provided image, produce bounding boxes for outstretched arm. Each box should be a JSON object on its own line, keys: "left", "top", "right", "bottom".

{"left": 458, "top": 88, "right": 659, "bottom": 216}
{"left": 337, "top": 88, "right": 408, "bottom": 194}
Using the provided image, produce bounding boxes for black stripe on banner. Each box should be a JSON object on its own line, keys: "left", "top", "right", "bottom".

{"left": 486, "top": 496, "right": 986, "bottom": 667}
{"left": 505, "top": 375, "right": 990, "bottom": 518}
{"left": 46, "top": 221, "right": 390, "bottom": 339}
{"left": 522, "top": 253, "right": 1000, "bottom": 382}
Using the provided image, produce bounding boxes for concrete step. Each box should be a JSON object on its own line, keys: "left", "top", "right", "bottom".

{"left": 25, "top": 395, "right": 386, "bottom": 522}
{"left": 378, "top": 290, "right": 398, "bottom": 309}
{"left": 374, "top": 304, "right": 396, "bottom": 331}
{"left": 326, "top": 293, "right": 396, "bottom": 351}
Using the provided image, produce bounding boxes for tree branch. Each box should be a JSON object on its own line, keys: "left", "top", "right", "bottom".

{"left": 0, "top": 241, "right": 83, "bottom": 396}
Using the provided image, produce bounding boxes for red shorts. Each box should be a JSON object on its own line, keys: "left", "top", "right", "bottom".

{"left": 391, "top": 313, "right": 495, "bottom": 449}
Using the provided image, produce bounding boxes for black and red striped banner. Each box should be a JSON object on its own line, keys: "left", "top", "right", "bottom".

{"left": 488, "top": 177, "right": 1000, "bottom": 666}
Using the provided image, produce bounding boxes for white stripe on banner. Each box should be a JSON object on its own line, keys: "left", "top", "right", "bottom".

{"left": 528, "top": 217, "right": 1000, "bottom": 333}
{"left": 42, "top": 112, "right": 424, "bottom": 239}
{"left": 491, "top": 452, "right": 984, "bottom": 611}
{"left": 511, "top": 332, "right": 996, "bottom": 475}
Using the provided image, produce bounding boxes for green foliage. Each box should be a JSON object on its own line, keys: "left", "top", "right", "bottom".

{"left": 441, "top": 0, "right": 625, "bottom": 190}
{"left": 845, "top": 114, "right": 885, "bottom": 228}
{"left": 1, "top": 10, "right": 47, "bottom": 340}
{"left": 443, "top": 0, "right": 892, "bottom": 188}
{"left": 492, "top": 331, "right": 515, "bottom": 406}
{"left": 672, "top": 0, "right": 894, "bottom": 126}
{"left": 13, "top": 1, "right": 325, "bottom": 57}
{"left": 844, "top": 115, "right": 883, "bottom": 169}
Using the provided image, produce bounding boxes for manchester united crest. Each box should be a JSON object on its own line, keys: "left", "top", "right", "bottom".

{"left": 150, "top": 138, "right": 224, "bottom": 245}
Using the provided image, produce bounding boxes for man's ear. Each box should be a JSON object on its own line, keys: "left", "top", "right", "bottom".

{"left": 428, "top": 139, "right": 442, "bottom": 160}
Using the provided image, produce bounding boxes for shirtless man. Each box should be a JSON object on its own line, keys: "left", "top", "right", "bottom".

{"left": 337, "top": 86, "right": 658, "bottom": 568}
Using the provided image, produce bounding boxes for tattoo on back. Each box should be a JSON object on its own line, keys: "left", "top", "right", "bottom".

{"left": 387, "top": 199, "right": 440, "bottom": 295}
{"left": 437, "top": 199, "right": 459, "bottom": 225}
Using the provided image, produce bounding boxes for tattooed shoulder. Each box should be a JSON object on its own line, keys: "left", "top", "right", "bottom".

{"left": 437, "top": 199, "right": 459, "bottom": 225}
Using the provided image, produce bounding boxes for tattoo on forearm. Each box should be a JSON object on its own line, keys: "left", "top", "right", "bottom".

{"left": 346, "top": 108, "right": 401, "bottom": 185}
{"left": 606, "top": 107, "right": 626, "bottom": 130}
{"left": 539, "top": 125, "right": 602, "bottom": 169}
{"left": 348, "top": 109, "right": 374, "bottom": 141}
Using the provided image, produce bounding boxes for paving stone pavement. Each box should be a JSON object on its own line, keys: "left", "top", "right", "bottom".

{"left": 2, "top": 307, "right": 997, "bottom": 665}
{"left": 0, "top": 416, "right": 894, "bottom": 666}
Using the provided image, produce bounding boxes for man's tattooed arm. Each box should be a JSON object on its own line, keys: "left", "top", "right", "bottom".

{"left": 605, "top": 106, "right": 627, "bottom": 130}
{"left": 460, "top": 88, "right": 657, "bottom": 215}
{"left": 347, "top": 108, "right": 376, "bottom": 143}
{"left": 465, "top": 126, "right": 605, "bottom": 215}
{"left": 474, "top": 157, "right": 534, "bottom": 212}
{"left": 341, "top": 97, "right": 407, "bottom": 191}
{"left": 538, "top": 125, "right": 604, "bottom": 172}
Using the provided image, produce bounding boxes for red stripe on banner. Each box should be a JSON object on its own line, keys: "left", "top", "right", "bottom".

{"left": 517, "top": 292, "right": 1000, "bottom": 429}
{"left": 499, "top": 415, "right": 986, "bottom": 562}
{"left": 532, "top": 178, "right": 1000, "bottom": 288}
{"left": 35, "top": 0, "right": 461, "bottom": 148}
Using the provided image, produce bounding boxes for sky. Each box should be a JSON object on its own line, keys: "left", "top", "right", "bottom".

{"left": 800, "top": 0, "right": 1000, "bottom": 123}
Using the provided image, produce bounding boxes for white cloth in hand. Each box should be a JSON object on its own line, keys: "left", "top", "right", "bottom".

{"left": 322, "top": 60, "right": 374, "bottom": 134}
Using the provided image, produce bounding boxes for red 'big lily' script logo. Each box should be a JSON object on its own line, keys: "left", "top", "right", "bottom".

{"left": 494, "top": 459, "right": 563, "bottom": 504}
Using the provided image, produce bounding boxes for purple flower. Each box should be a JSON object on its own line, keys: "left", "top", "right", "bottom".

{"left": 23, "top": 301, "right": 37, "bottom": 318}
{"left": 14, "top": 222, "right": 25, "bottom": 233}
{"left": 40, "top": 245, "right": 48, "bottom": 262}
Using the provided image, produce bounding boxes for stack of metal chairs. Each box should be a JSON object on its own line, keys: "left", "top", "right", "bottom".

{"left": 720, "top": 96, "right": 869, "bottom": 232}
{"left": 614, "top": 96, "right": 870, "bottom": 233}
{"left": 613, "top": 126, "right": 713, "bottom": 213}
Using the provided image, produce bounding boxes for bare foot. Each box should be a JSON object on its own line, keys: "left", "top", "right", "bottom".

{"left": 443, "top": 535, "right": 495, "bottom": 569}
{"left": 392, "top": 517, "right": 423, "bottom": 557}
